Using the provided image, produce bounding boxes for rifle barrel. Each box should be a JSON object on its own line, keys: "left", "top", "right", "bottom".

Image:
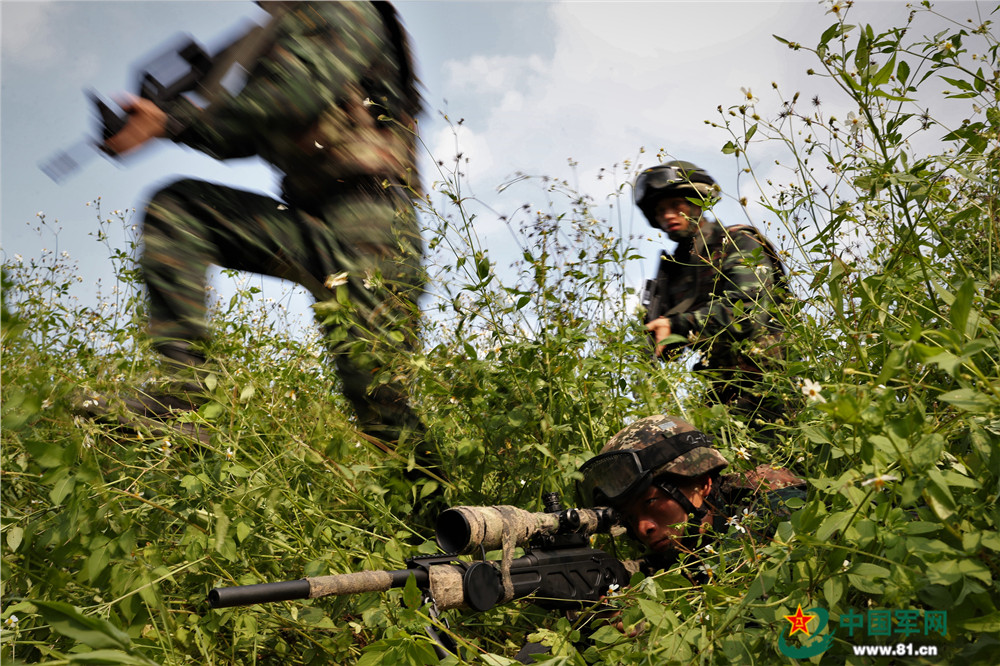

{"left": 208, "top": 568, "right": 427, "bottom": 609}
{"left": 209, "top": 579, "right": 310, "bottom": 608}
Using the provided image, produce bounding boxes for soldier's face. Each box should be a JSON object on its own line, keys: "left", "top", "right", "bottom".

{"left": 621, "top": 477, "right": 712, "bottom": 552}
{"left": 654, "top": 198, "right": 702, "bottom": 241}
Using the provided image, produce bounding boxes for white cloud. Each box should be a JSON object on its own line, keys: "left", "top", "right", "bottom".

{"left": 1, "top": 2, "right": 61, "bottom": 67}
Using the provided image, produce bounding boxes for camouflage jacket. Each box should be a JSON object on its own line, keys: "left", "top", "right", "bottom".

{"left": 163, "top": 1, "right": 421, "bottom": 205}
{"left": 646, "top": 218, "right": 787, "bottom": 369}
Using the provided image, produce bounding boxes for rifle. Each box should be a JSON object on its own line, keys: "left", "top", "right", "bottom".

{"left": 640, "top": 276, "right": 663, "bottom": 325}
{"left": 40, "top": 14, "right": 279, "bottom": 183}
{"left": 208, "top": 493, "right": 633, "bottom": 654}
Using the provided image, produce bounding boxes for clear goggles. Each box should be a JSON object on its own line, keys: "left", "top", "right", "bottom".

{"left": 576, "top": 432, "right": 713, "bottom": 508}
{"left": 633, "top": 166, "right": 687, "bottom": 205}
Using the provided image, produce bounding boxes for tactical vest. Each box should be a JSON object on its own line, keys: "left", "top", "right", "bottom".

{"left": 294, "top": 82, "right": 417, "bottom": 185}
{"left": 291, "top": 1, "right": 419, "bottom": 189}
{"left": 645, "top": 221, "right": 790, "bottom": 370}
{"left": 651, "top": 223, "right": 789, "bottom": 321}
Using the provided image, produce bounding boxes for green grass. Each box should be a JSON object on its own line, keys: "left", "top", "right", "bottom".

{"left": 3, "top": 3, "right": 999, "bottom": 663}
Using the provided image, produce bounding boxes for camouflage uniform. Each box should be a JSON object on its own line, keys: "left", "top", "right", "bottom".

{"left": 648, "top": 217, "right": 787, "bottom": 418}
{"left": 140, "top": 2, "right": 425, "bottom": 442}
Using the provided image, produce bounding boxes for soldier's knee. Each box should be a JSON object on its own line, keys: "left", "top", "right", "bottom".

{"left": 145, "top": 178, "right": 207, "bottom": 218}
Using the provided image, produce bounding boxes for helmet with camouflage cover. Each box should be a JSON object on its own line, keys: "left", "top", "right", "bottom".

{"left": 633, "top": 161, "right": 720, "bottom": 227}
{"left": 601, "top": 415, "right": 729, "bottom": 479}
{"left": 577, "top": 415, "right": 729, "bottom": 509}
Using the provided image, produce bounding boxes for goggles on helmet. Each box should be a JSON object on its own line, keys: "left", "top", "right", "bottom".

{"left": 576, "top": 431, "right": 714, "bottom": 508}
{"left": 633, "top": 166, "right": 690, "bottom": 206}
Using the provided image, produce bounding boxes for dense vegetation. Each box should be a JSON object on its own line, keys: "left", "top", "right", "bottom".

{"left": 3, "top": 3, "right": 998, "bottom": 663}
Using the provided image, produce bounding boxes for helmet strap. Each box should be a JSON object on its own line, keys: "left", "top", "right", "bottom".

{"left": 655, "top": 481, "right": 709, "bottom": 552}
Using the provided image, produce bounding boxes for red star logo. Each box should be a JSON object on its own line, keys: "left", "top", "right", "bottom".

{"left": 784, "top": 604, "right": 816, "bottom": 637}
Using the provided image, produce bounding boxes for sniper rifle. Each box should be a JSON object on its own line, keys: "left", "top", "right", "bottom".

{"left": 208, "top": 493, "right": 634, "bottom": 656}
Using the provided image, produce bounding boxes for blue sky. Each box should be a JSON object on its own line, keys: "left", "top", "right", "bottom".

{"left": 1, "top": 1, "right": 982, "bottom": 334}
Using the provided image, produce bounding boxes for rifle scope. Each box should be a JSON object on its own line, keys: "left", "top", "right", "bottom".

{"left": 436, "top": 504, "right": 618, "bottom": 554}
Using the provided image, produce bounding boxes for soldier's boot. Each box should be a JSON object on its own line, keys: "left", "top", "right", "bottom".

{"left": 350, "top": 381, "right": 449, "bottom": 539}
{"left": 122, "top": 341, "right": 214, "bottom": 419}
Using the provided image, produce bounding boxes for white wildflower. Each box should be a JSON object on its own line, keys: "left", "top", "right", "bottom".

{"left": 841, "top": 559, "right": 851, "bottom": 572}
{"left": 725, "top": 515, "right": 746, "bottom": 534}
{"left": 861, "top": 474, "right": 899, "bottom": 489}
{"left": 800, "top": 378, "right": 826, "bottom": 403}
{"left": 324, "top": 272, "right": 349, "bottom": 289}
{"left": 734, "top": 446, "right": 751, "bottom": 461}
{"left": 4, "top": 615, "right": 18, "bottom": 628}
{"left": 225, "top": 448, "right": 235, "bottom": 461}
{"left": 846, "top": 111, "right": 865, "bottom": 136}
{"left": 740, "top": 87, "right": 758, "bottom": 103}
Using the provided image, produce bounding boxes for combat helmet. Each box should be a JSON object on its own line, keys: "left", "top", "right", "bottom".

{"left": 633, "top": 161, "right": 720, "bottom": 227}
{"left": 577, "top": 415, "right": 729, "bottom": 509}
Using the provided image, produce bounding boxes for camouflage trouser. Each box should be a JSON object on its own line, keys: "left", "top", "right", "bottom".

{"left": 696, "top": 333, "right": 788, "bottom": 426}
{"left": 140, "top": 177, "right": 425, "bottom": 442}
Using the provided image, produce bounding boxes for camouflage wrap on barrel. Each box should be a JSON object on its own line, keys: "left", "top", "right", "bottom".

{"left": 308, "top": 570, "right": 394, "bottom": 598}
{"left": 601, "top": 415, "right": 729, "bottom": 479}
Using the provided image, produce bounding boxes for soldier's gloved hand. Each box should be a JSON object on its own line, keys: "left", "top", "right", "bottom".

{"left": 645, "top": 317, "right": 672, "bottom": 357}
{"left": 104, "top": 94, "right": 168, "bottom": 156}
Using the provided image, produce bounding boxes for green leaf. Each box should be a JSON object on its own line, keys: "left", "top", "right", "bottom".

{"left": 49, "top": 472, "right": 76, "bottom": 505}
{"left": 950, "top": 278, "right": 975, "bottom": 335}
{"left": 200, "top": 401, "right": 224, "bottom": 420}
{"left": 938, "top": 388, "right": 993, "bottom": 412}
{"left": 590, "top": 625, "right": 625, "bottom": 644}
{"left": 910, "top": 433, "right": 944, "bottom": 470}
{"left": 67, "top": 650, "right": 158, "bottom": 665}
{"left": 6, "top": 525, "right": 23, "bottom": 552}
{"left": 236, "top": 521, "right": 252, "bottom": 542}
{"left": 32, "top": 600, "right": 132, "bottom": 651}
{"left": 871, "top": 54, "right": 896, "bottom": 86}
{"left": 823, "top": 575, "right": 843, "bottom": 608}
{"left": 925, "top": 468, "right": 957, "bottom": 520}
{"left": 958, "top": 612, "right": 1000, "bottom": 633}
{"left": 897, "top": 59, "right": 910, "bottom": 83}
{"left": 402, "top": 573, "right": 423, "bottom": 609}
{"left": 239, "top": 385, "right": 255, "bottom": 402}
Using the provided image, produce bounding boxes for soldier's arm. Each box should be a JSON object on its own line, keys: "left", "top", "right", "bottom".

{"left": 670, "top": 231, "right": 778, "bottom": 341}
{"left": 164, "top": 3, "right": 383, "bottom": 159}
